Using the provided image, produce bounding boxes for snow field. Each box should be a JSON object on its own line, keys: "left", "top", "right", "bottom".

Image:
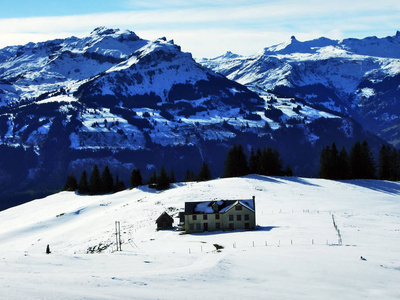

{"left": 0, "top": 176, "right": 399, "bottom": 299}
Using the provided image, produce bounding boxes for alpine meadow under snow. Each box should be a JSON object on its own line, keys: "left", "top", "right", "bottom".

{"left": 0, "top": 176, "right": 399, "bottom": 299}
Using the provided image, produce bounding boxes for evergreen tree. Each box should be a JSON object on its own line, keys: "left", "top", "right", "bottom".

{"left": 318, "top": 145, "right": 330, "bottom": 178}
{"left": 319, "top": 144, "right": 349, "bottom": 180}
{"left": 184, "top": 169, "right": 197, "bottom": 182}
{"left": 101, "top": 166, "right": 114, "bottom": 194}
{"left": 248, "top": 147, "right": 259, "bottom": 174}
{"left": 223, "top": 145, "right": 248, "bottom": 177}
{"left": 337, "top": 146, "right": 350, "bottom": 179}
{"left": 169, "top": 169, "right": 176, "bottom": 184}
{"left": 78, "top": 170, "right": 89, "bottom": 194}
{"left": 157, "top": 165, "right": 170, "bottom": 190}
{"left": 284, "top": 164, "right": 293, "bottom": 176}
{"left": 147, "top": 170, "right": 157, "bottom": 185}
{"left": 130, "top": 169, "right": 143, "bottom": 188}
{"left": 350, "top": 140, "right": 376, "bottom": 179}
{"left": 379, "top": 145, "right": 391, "bottom": 180}
{"left": 258, "top": 147, "right": 283, "bottom": 176}
{"left": 198, "top": 161, "right": 211, "bottom": 181}
{"left": 114, "top": 175, "right": 126, "bottom": 192}
{"left": 361, "top": 140, "right": 376, "bottom": 179}
{"left": 328, "top": 143, "right": 340, "bottom": 179}
{"left": 89, "top": 164, "right": 102, "bottom": 195}
{"left": 63, "top": 173, "right": 78, "bottom": 191}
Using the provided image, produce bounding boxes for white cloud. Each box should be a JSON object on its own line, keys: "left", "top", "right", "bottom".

{"left": 0, "top": 0, "right": 398, "bottom": 57}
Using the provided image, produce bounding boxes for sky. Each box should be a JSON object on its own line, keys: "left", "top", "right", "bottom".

{"left": 0, "top": 0, "right": 399, "bottom": 58}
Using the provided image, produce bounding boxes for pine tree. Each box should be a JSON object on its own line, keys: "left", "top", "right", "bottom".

{"left": 361, "top": 140, "right": 376, "bottom": 179}
{"left": 147, "top": 170, "right": 157, "bottom": 185}
{"left": 63, "top": 173, "right": 78, "bottom": 191}
{"left": 130, "top": 169, "right": 142, "bottom": 188}
{"left": 157, "top": 165, "right": 170, "bottom": 190}
{"left": 248, "top": 147, "right": 259, "bottom": 174}
{"left": 284, "top": 164, "right": 293, "bottom": 176}
{"left": 89, "top": 164, "right": 102, "bottom": 195}
{"left": 184, "top": 169, "right": 197, "bottom": 182}
{"left": 78, "top": 170, "right": 89, "bottom": 194}
{"left": 318, "top": 145, "right": 330, "bottom": 178}
{"left": 379, "top": 145, "right": 391, "bottom": 180}
{"left": 337, "top": 146, "right": 350, "bottom": 179}
{"left": 101, "top": 166, "right": 114, "bottom": 194}
{"left": 198, "top": 161, "right": 211, "bottom": 181}
{"left": 223, "top": 145, "right": 248, "bottom": 177}
{"left": 350, "top": 140, "right": 376, "bottom": 179}
{"left": 114, "top": 175, "right": 126, "bottom": 192}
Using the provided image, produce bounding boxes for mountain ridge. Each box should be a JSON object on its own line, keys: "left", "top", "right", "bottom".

{"left": 199, "top": 31, "right": 400, "bottom": 147}
{"left": 0, "top": 28, "right": 389, "bottom": 209}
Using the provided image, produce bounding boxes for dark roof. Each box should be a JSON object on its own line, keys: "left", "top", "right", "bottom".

{"left": 185, "top": 199, "right": 255, "bottom": 214}
{"left": 155, "top": 211, "right": 174, "bottom": 223}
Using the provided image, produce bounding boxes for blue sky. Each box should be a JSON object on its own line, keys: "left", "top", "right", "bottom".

{"left": 0, "top": 0, "right": 399, "bottom": 58}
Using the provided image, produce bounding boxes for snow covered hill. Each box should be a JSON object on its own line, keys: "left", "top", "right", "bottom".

{"left": 199, "top": 32, "right": 400, "bottom": 147}
{"left": 0, "top": 176, "right": 399, "bottom": 299}
{"left": 0, "top": 28, "right": 387, "bottom": 208}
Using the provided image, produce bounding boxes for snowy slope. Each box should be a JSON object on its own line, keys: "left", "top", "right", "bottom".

{"left": 0, "top": 176, "right": 399, "bottom": 299}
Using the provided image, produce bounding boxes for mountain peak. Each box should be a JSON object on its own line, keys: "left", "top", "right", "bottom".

{"left": 91, "top": 26, "right": 119, "bottom": 36}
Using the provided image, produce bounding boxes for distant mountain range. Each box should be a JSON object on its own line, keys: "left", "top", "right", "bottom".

{"left": 199, "top": 32, "right": 400, "bottom": 147}
{"left": 0, "top": 27, "right": 393, "bottom": 209}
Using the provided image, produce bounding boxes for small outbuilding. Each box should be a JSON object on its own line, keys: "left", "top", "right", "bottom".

{"left": 155, "top": 211, "right": 174, "bottom": 230}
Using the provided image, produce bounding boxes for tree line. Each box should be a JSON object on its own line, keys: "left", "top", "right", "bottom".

{"left": 223, "top": 145, "right": 292, "bottom": 178}
{"left": 318, "top": 140, "right": 400, "bottom": 181}
{"left": 63, "top": 160, "right": 214, "bottom": 194}
{"left": 63, "top": 140, "right": 398, "bottom": 195}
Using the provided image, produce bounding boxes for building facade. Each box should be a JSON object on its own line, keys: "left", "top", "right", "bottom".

{"left": 183, "top": 197, "right": 255, "bottom": 233}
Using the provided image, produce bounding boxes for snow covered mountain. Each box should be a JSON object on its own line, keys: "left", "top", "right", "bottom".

{"left": 0, "top": 28, "right": 385, "bottom": 208}
{"left": 199, "top": 32, "right": 400, "bottom": 147}
{"left": 0, "top": 176, "right": 399, "bottom": 299}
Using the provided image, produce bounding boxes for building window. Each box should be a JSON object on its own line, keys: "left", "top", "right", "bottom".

{"left": 216, "top": 222, "right": 220, "bottom": 229}
{"left": 203, "top": 214, "right": 208, "bottom": 220}
{"left": 245, "top": 223, "right": 250, "bottom": 229}
{"left": 245, "top": 214, "right": 249, "bottom": 221}
{"left": 192, "top": 215, "right": 197, "bottom": 221}
{"left": 229, "top": 215, "right": 234, "bottom": 221}
{"left": 215, "top": 214, "right": 220, "bottom": 220}
{"left": 229, "top": 223, "right": 234, "bottom": 230}
{"left": 189, "top": 224, "right": 194, "bottom": 230}
{"left": 196, "top": 223, "right": 201, "bottom": 230}
{"left": 235, "top": 205, "right": 242, "bottom": 211}
{"left": 237, "top": 215, "right": 242, "bottom": 221}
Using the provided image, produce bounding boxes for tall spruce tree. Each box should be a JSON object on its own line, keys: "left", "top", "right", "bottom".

{"left": 184, "top": 169, "right": 197, "bottom": 182}
{"left": 379, "top": 145, "right": 391, "bottom": 180}
{"left": 114, "top": 175, "right": 126, "bottom": 192}
{"left": 78, "top": 170, "right": 89, "bottom": 194}
{"left": 101, "top": 166, "right": 114, "bottom": 194}
{"left": 223, "top": 144, "right": 248, "bottom": 177}
{"left": 350, "top": 140, "right": 376, "bottom": 179}
{"left": 89, "top": 164, "right": 102, "bottom": 195}
{"left": 198, "top": 161, "right": 211, "bottom": 181}
{"left": 130, "top": 169, "right": 143, "bottom": 188}
{"left": 249, "top": 147, "right": 259, "bottom": 174}
{"left": 157, "top": 165, "right": 170, "bottom": 190}
{"left": 337, "top": 146, "right": 350, "bottom": 179}
{"left": 63, "top": 173, "right": 78, "bottom": 191}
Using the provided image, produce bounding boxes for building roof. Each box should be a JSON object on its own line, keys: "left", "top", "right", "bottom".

{"left": 155, "top": 211, "right": 174, "bottom": 223}
{"left": 185, "top": 199, "right": 255, "bottom": 214}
